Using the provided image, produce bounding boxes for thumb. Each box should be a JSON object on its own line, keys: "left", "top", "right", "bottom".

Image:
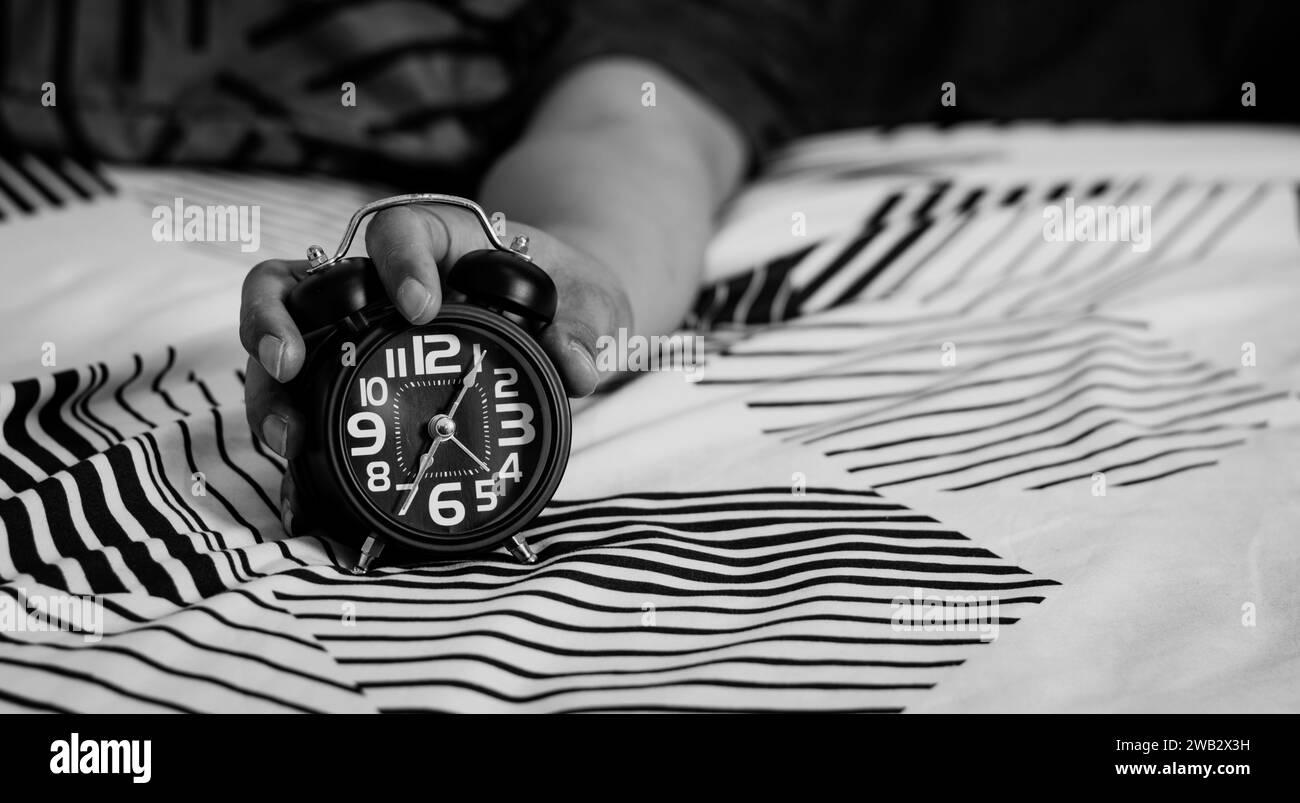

{"left": 537, "top": 271, "right": 631, "bottom": 398}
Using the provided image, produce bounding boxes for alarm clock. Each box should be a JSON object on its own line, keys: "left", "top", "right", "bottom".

{"left": 283, "top": 194, "right": 571, "bottom": 574}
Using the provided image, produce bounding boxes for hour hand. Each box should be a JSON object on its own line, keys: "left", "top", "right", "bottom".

{"left": 447, "top": 434, "right": 490, "bottom": 472}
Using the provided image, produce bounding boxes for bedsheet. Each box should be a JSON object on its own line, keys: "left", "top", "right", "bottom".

{"left": 0, "top": 124, "right": 1297, "bottom": 712}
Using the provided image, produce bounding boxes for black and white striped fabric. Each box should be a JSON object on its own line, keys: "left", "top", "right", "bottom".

{"left": 707, "top": 311, "right": 1284, "bottom": 492}
{"left": 2, "top": 124, "right": 1299, "bottom": 712}
{"left": 689, "top": 165, "right": 1289, "bottom": 491}
{"left": 0, "top": 348, "right": 1053, "bottom": 712}
{"left": 0, "top": 150, "right": 115, "bottom": 221}
{"left": 691, "top": 177, "right": 1272, "bottom": 328}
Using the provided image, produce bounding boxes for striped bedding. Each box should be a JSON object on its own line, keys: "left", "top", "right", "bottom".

{"left": 1, "top": 124, "right": 1297, "bottom": 712}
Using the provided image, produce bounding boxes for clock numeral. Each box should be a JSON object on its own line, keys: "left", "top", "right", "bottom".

{"left": 498, "top": 452, "right": 523, "bottom": 482}
{"left": 483, "top": 452, "right": 524, "bottom": 503}
{"left": 384, "top": 335, "right": 468, "bottom": 379}
{"left": 358, "top": 376, "right": 388, "bottom": 406}
{"left": 496, "top": 402, "right": 535, "bottom": 447}
{"left": 429, "top": 482, "right": 465, "bottom": 525}
{"left": 493, "top": 367, "right": 519, "bottom": 398}
{"left": 384, "top": 347, "right": 408, "bottom": 379}
{"left": 418, "top": 334, "right": 461, "bottom": 375}
{"left": 474, "top": 478, "right": 498, "bottom": 512}
{"left": 365, "top": 461, "right": 390, "bottom": 491}
{"left": 346, "top": 411, "right": 385, "bottom": 456}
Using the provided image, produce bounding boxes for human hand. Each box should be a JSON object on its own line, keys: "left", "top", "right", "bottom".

{"left": 238, "top": 204, "right": 632, "bottom": 533}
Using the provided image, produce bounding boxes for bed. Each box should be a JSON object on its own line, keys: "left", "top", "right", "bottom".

{"left": 1, "top": 123, "right": 1297, "bottom": 713}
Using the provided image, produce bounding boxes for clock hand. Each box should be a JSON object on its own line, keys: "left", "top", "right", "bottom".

{"left": 445, "top": 348, "right": 487, "bottom": 421}
{"left": 446, "top": 434, "right": 491, "bottom": 472}
{"left": 397, "top": 441, "right": 442, "bottom": 517}
{"left": 397, "top": 416, "right": 454, "bottom": 516}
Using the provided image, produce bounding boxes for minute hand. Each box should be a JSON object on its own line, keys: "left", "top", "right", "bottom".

{"left": 445, "top": 348, "right": 487, "bottom": 419}
{"left": 397, "top": 436, "right": 443, "bottom": 516}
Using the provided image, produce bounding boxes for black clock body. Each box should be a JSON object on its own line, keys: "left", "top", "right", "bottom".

{"left": 283, "top": 252, "right": 571, "bottom": 564}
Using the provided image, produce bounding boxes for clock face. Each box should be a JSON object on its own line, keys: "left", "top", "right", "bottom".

{"left": 335, "top": 314, "right": 557, "bottom": 543}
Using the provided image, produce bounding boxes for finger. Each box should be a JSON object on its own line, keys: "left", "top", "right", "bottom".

{"left": 244, "top": 357, "right": 305, "bottom": 459}
{"left": 365, "top": 206, "right": 442, "bottom": 323}
{"left": 365, "top": 204, "right": 506, "bottom": 323}
{"left": 279, "top": 472, "right": 306, "bottom": 537}
{"left": 362, "top": 206, "right": 464, "bottom": 324}
{"left": 240, "top": 259, "right": 309, "bottom": 382}
{"left": 279, "top": 472, "right": 295, "bottom": 535}
{"left": 538, "top": 270, "right": 631, "bottom": 398}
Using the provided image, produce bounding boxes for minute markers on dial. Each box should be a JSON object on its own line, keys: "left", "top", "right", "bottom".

{"left": 391, "top": 378, "right": 491, "bottom": 479}
{"left": 392, "top": 379, "right": 450, "bottom": 472}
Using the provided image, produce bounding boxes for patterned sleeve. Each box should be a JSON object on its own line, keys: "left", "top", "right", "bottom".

{"left": 0, "top": 0, "right": 565, "bottom": 188}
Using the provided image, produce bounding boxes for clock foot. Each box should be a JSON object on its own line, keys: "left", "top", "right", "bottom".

{"left": 505, "top": 535, "right": 537, "bottom": 565}
{"left": 352, "top": 535, "right": 385, "bottom": 575}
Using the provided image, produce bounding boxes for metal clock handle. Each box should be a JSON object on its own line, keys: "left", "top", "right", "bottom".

{"left": 304, "top": 193, "right": 532, "bottom": 275}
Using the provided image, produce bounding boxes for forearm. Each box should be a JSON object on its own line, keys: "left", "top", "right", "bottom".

{"left": 479, "top": 58, "right": 746, "bottom": 337}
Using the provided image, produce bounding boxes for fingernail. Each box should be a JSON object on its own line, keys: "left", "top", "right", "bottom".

{"left": 396, "top": 277, "right": 434, "bottom": 322}
{"left": 262, "top": 414, "right": 289, "bottom": 457}
{"left": 258, "top": 334, "right": 286, "bottom": 381}
{"left": 566, "top": 339, "right": 600, "bottom": 396}
{"left": 281, "top": 507, "right": 294, "bottom": 536}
